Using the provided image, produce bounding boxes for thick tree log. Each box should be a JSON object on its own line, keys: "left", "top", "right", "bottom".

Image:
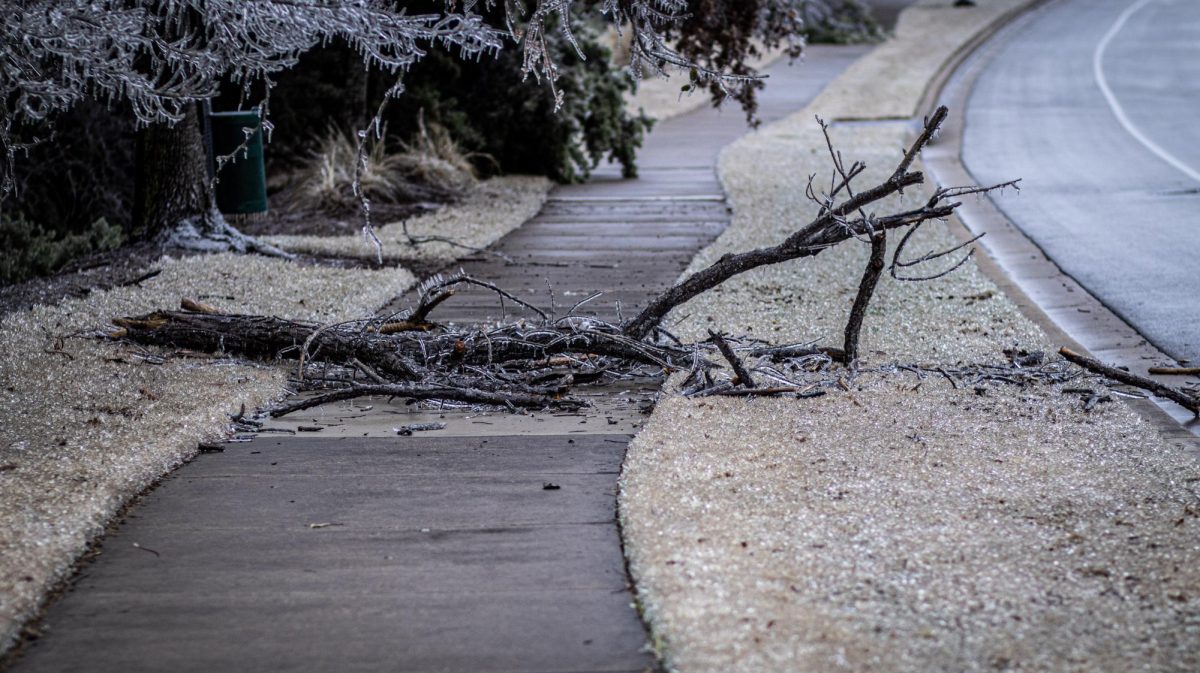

{"left": 113, "top": 310, "right": 424, "bottom": 380}
{"left": 112, "top": 309, "right": 695, "bottom": 374}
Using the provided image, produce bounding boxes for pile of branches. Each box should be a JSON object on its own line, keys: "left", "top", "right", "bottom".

{"left": 107, "top": 108, "right": 1200, "bottom": 418}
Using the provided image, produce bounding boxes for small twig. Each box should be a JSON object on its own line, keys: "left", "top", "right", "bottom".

{"left": 407, "top": 288, "right": 456, "bottom": 324}
{"left": 710, "top": 386, "right": 825, "bottom": 398}
{"left": 351, "top": 358, "right": 387, "bottom": 384}
{"left": 120, "top": 268, "right": 162, "bottom": 288}
{"left": 180, "top": 297, "right": 222, "bottom": 314}
{"left": 890, "top": 221, "right": 984, "bottom": 282}
{"left": 400, "top": 219, "right": 516, "bottom": 263}
{"left": 545, "top": 278, "right": 557, "bottom": 319}
{"left": 1060, "top": 347, "right": 1199, "bottom": 416}
{"left": 132, "top": 543, "right": 161, "bottom": 557}
{"left": 936, "top": 367, "right": 960, "bottom": 390}
{"left": 1148, "top": 367, "right": 1200, "bottom": 376}
{"left": 412, "top": 273, "right": 549, "bottom": 322}
{"left": 566, "top": 291, "right": 603, "bottom": 316}
{"left": 394, "top": 422, "right": 447, "bottom": 435}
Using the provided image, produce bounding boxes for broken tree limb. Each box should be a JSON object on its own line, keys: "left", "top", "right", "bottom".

{"left": 114, "top": 310, "right": 426, "bottom": 380}
{"left": 1059, "top": 347, "right": 1199, "bottom": 416}
{"left": 103, "top": 109, "right": 1030, "bottom": 421}
{"left": 112, "top": 310, "right": 695, "bottom": 371}
{"left": 623, "top": 106, "right": 992, "bottom": 340}
{"left": 622, "top": 174, "right": 933, "bottom": 340}
{"left": 709, "top": 330, "right": 755, "bottom": 388}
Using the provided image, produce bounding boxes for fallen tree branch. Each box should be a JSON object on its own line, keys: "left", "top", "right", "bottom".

{"left": 113, "top": 311, "right": 427, "bottom": 380}
{"left": 623, "top": 170, "right": 926, "bottom": 340}
{"left": 393, "top": 272, "right": 549, "bottom": 323}
{"left": 624, "top": 106, "right": 996, "bottom": 340}
{"left": 103, "top": 109, "right": 1028, "bottom": 421}
{"left": 1059, "top": 347, "right": 1199, "bottom": 416}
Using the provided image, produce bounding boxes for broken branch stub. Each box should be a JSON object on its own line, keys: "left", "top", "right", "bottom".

{"left": 709, "top": 330, "right": 756, "bottom": 388}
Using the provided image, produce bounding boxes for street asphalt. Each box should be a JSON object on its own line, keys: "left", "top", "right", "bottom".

{"left": 963, "top": 0, "right": 1200, "bottom": 363}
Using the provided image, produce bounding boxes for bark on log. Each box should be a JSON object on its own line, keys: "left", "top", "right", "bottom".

{"left": 112, "top": 310, "right": 695, "bottom": 374}
{"left": 113, "top": 311, "right": 424, "bottom": 380}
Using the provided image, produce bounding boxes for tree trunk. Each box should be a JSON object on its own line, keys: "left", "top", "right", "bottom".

{"left": 134, "top": 105, "right": 211, "bottom": 237}
{"left": 133, "top": 105, "right": 290, "bottom": 257}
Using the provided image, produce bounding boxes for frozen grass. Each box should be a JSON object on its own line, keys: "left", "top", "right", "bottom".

{"left": 623, "top": 382, "right": 1200, "bottom": 673}
{"left": 290, "top": 121, "right": 478, "bottom": 213}
{"left": 618, "top": 1, "right": 1200, "bottom": 671}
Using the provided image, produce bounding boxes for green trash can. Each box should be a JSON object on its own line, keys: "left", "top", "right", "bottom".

{"left": 209, "top": 109, "right": 268, "bottom": 215}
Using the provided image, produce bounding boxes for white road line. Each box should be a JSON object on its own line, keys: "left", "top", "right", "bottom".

{"left": 1093, "top": 0, "right": 1200, "bottom": 183}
